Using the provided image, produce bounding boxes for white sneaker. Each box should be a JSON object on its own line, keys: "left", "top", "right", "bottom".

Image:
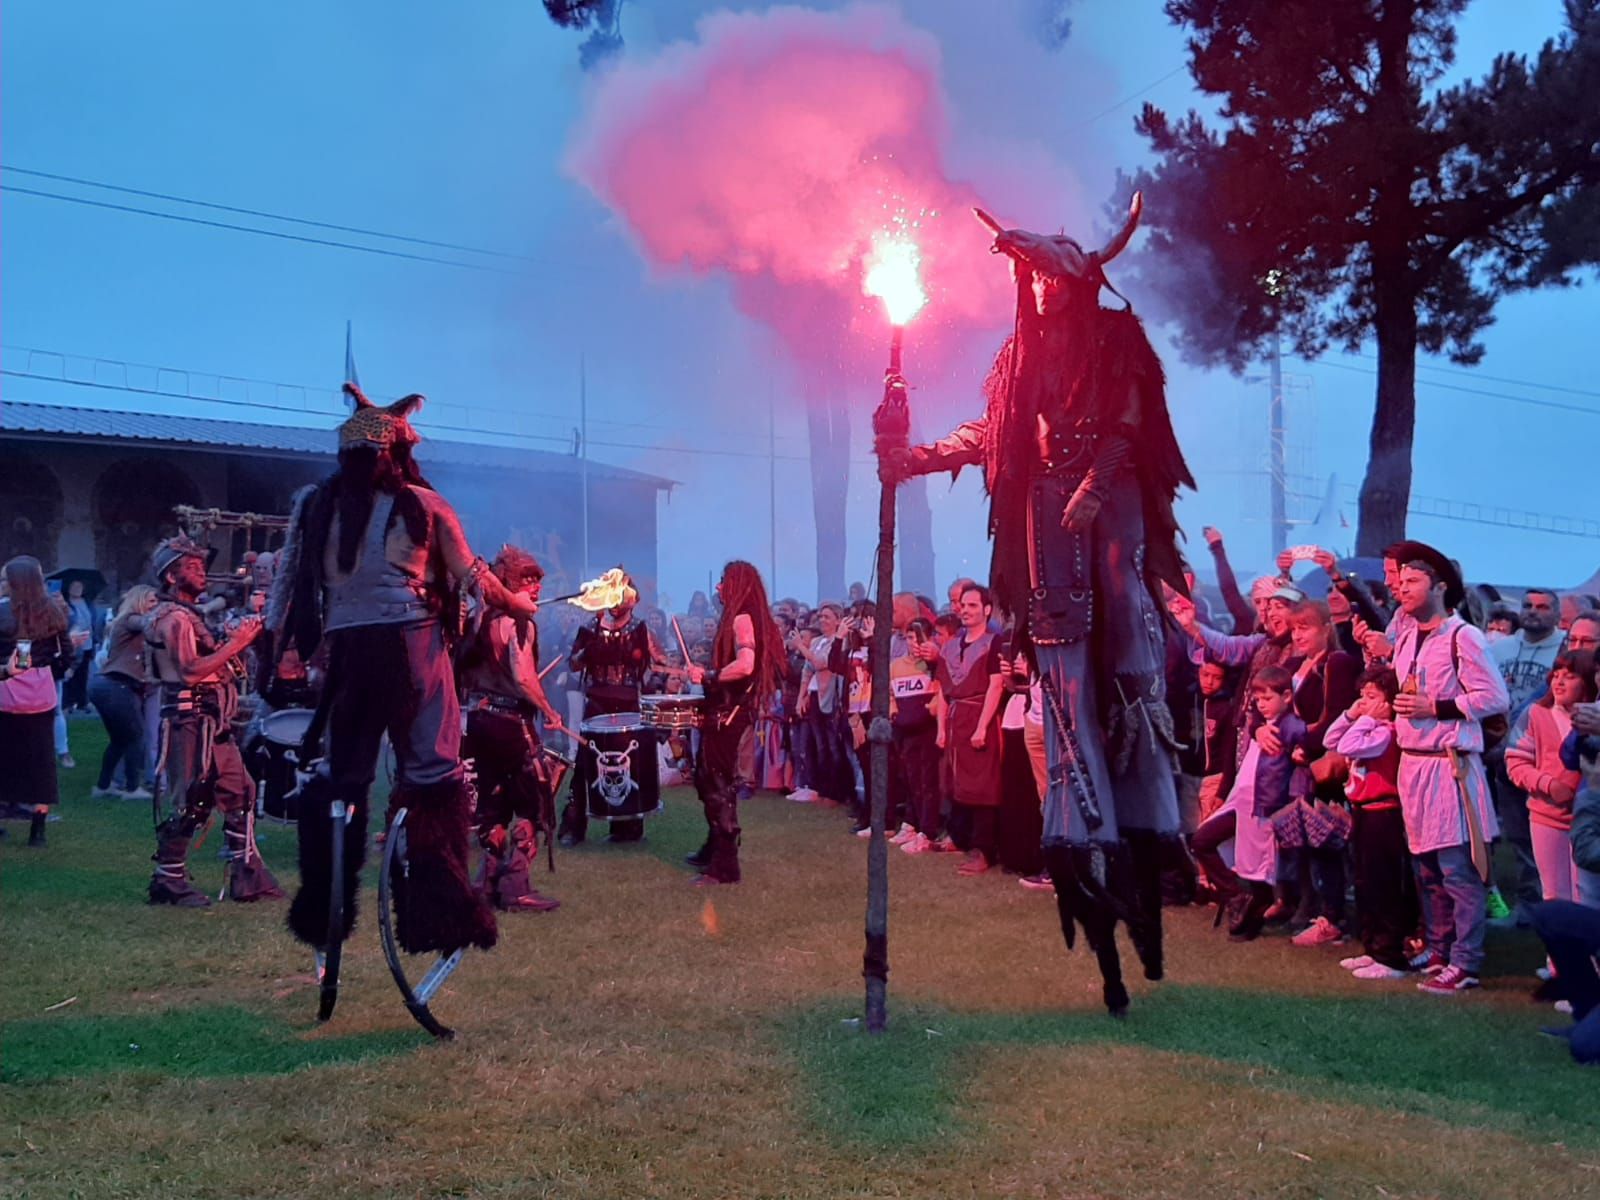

{"left": 1555, "top": 999, "right": 1574, "bottom": 1015}
{"left": 1535, "top": 965, "right": 1555, "bottom": 982}
{"left": 786, "top": 788, "right": 817, "bottom": 803}
{"left": 889, "top": 823, "right": 916, "bottom": 845}
{"left": 121, "top": 786, "right": 153, "bottom": 801}
{"left": 90, "top": 785, "right": 120, "bottom": 798}
{"left": 854, "top": 826, "right": 873, "bottom": 839}
{"left": 1352, "top": 961, "right": 1406, "bottom": 981}
{"left": 899, "top": 832, "right": 932, "bottom": 855}
{"left": 1338, "top": 954, "right": 1375, "bottom": 972}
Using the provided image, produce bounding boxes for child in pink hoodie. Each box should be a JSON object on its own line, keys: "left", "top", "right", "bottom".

{"left": 1506, "top": 650, "right": 1597, "bottom": 903}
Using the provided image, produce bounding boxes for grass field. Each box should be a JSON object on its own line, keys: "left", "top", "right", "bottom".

{"left": 3, "top": 722, "right": 1597, "bottom": 1199}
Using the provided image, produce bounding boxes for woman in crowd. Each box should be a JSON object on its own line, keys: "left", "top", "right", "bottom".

{"left": 935, "top": 584, "right": 1005, "bottom": 877}
{"left": 1507, "top": 649, "right": 1597, "bottom": 907}
{"left": 87, "top": 585, "right": 158, "bottom": 799}
{"left": 1284, "top": 599, "right": 1361, "bottom": 944}
{"left": 0, "top": 557, "right": 76, "bottom": 846}
{"left": 60, "top": 576, "right": 100, "bottom": 713}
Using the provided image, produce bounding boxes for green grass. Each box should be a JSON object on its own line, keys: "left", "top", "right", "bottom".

{"left": 3, "top": 722, "right": 1598, "bottom": 1199}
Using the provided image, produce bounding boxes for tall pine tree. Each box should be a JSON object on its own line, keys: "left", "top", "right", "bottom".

{"left": 1123, "top": 0, "right": 1600, "bottom": 553}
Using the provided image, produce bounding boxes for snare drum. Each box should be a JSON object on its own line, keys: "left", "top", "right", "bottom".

{"left": 640, "top": 693, "right": 703, "bottom": 731}
{"left": 249, "top": 707, "right": 315, "bottom": 821}
{"left": 578, "top": 712, "right": 661, "bottom": 822}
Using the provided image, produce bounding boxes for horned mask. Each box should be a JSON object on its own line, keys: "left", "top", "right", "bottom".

{"left": 337, "top": 382, "right": 425, "bottom": 450}
{"left": 974, "top": 192, "right": 1142, "bottom": 313}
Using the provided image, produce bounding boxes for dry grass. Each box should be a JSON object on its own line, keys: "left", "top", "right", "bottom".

{"left": 3, "top": 724, "right": 1597, "bottom": 1198}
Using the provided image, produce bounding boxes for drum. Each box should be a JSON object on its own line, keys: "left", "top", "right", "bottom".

{"left": 250, "top": 707, "right": 316, "bottom": 821}
{"left": 640, "top": 693, "right": 703, "bottom": 731}
{"left": 578, "top": 712, "right": 661, "bottom": 822}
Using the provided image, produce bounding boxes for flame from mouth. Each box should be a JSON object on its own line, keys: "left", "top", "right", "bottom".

{"left": 567, "top": 567, "right": 632, "bottom": 612}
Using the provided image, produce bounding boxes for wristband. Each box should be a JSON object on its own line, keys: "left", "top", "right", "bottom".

{"left": 702, "top": 668, "right": 719, "bottom": 685}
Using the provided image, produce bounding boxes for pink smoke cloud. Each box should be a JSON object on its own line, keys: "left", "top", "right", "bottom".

{"left": 566, "top": 4, "right": 1015, "bottom": 380}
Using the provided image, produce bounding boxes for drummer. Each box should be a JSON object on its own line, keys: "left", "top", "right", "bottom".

{"left": 558, "top": 576, "right": 670, "bottom": 846}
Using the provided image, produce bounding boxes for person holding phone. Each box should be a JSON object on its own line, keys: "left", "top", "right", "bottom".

{"left": 0, "top": 557, "right": 76, "bottom": 845}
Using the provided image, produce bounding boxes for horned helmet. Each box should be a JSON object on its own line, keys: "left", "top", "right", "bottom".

{"left": 974, "top": 192, "right": 1142, "bottom": 316}
{"left": 337, "top": 382, "right": 424, "bottom": 451}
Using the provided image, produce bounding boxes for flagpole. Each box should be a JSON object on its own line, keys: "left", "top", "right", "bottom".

{"left": 580, "top": 355, "right": 590, "bottom": 581}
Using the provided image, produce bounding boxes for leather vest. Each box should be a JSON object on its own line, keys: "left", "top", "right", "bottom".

{"left": 322, "top": 492, "right": 434, "bottom": 632}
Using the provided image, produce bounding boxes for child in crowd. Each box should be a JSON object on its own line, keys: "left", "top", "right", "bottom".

{"left": 892, "top": 618, "right": 945, "bottom": 854}
{"left": 1197, "top": 660, "right": 1238, "bottom": 823}
{"left": 1324, "top": 666, "right": 1415, "bottom": 980}
{"left": 1191, "top": 666, "right": 1309, "bottom": 941}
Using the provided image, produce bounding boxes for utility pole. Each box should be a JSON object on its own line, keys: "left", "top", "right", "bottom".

{"left": 580, "top": 356, "right": 590, "bottom": 580}
{"left": 1269, "top": 333, "right": 1288, "bottom": 556}
{"left": 768, "top": 379, "right": 778, "bottom": 590}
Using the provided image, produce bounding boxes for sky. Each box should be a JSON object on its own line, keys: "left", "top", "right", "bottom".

{"left": 3, "top": 0, "right": 1596, "bottom": 606}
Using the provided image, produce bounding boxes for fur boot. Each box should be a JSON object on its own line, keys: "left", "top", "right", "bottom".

{"left": 387, "top": 777, "right": 498, "bottom": 953}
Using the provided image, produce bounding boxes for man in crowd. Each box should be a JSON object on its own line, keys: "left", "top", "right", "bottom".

{"left": 458, "top": 545, "right": 564, "bottom": 912}
{"left": 1389, "top": 543, "right": 1510, "bottom": 995}
{"left": 146, "top": 536, "right": 282, "bottom": 907}
{"left": 558, "top": 578, "right": 666, "bottom": 846}
{"left": 1491, "top": 587, "right": 1565, "bottom": 916}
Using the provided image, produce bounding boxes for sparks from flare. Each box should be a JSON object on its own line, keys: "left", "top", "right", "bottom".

{"left": 863, "top": 230, "right": 928, "bottom": 326}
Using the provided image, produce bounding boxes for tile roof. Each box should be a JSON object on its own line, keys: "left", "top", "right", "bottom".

{"left": 0, "top": 401, "right": 672, "bottom": 489}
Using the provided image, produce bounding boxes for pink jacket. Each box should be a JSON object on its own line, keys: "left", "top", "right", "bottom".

{"left": 1506, "top": 704, "right": 1581, "bottom": 831}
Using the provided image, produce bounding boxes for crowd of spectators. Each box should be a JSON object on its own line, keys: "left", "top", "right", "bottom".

{"left": 10, "top": 528, "right": 1600, "bottom": 1062}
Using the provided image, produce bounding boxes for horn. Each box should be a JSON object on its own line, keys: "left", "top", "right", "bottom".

{"left": 972, "top": 207, "right": 1005, "bottom": 236}
{"left": 389, "top": 392, "right": 425, "bottom": 417}
{"left": 342, "top": 381, "right": 373, "bottom": 409}
{"left": 1093, "top": 191, "right": 1143, "bottom": 264}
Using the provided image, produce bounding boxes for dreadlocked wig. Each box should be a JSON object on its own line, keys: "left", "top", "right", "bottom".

{"left": 711, "top": 560, "right": 786, "bottom": 700}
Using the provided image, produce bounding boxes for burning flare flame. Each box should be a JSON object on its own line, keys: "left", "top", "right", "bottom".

{"left": 567, "top": 567, "right": 632, "bottom": 612}
{"left": 863, "top": 232, "right": 927, "bottom": 326}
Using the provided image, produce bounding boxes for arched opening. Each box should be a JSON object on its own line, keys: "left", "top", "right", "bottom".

{"left": 93, "top": 457, "right": 202, "bottom": 591}
{"left": 0, "top": 451, "right": 65, "bottom": 569}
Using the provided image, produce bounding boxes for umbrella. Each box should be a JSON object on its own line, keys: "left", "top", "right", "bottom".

{"left": 46, "top": 566, "right": 108, "bottom": 601}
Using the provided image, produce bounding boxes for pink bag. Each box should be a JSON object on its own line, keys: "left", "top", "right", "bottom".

{"left": 0, "top": 666, "right": 58, "bottom": 714}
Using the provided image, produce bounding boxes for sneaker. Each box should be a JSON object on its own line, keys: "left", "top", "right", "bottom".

{"left": 1019, "top": 873, "right": 1054, "bottom": 892}
{"left": 57, "top": 754, "right": 76, "bottom": 769}
{"left": 1261, "top": 900, "right": 1291, "bottom": 924}
{"left": 1408, "top": 947, "right": 1447, "bottom": 975}
{"left": 1352, "top": 961, "right": 1407, "bottom": 981}
{"left": 956, "top": 850, "right": 991, "bottom": 877}
{"left": 1554, "top": 999, "right": 1574, "bottom": 1015}
{"left": 786, "top": 788, "right": 818, "bottom": 803}
{"left": 1535, "top": 965, "right": 1555, "bottom": 982}
{"left": 1417, "top": 964, "right": 1480, "bottom": 995}
{"left": 889, "top": 822, "right": 917, "bottom": 845}
{"left": 1484, "top": 886, "right": 1513, "bottom": 921}
{"left": 121, "top": 787, "right": 153, "bottom": 801}
{"left": 1339, "top": 954, "right": 1375, "bottom": 972}
{"left": 1291, "top": 917, "right": 1345, "bottom": 948}
{"left": 90, "top": 785, "right": 120, "bottom": 798}
{"left": 899, "top": 833, "right": 932, "bottom": 855}
{"left": 853, "top": 826, "right": 872, "bottom": 839}
{"left": 931, "top": 835, "right": 961, "bottom": 854}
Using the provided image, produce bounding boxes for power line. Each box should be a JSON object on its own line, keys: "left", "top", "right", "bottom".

{"left": 1313, "top": 358, "right": 1600, "bottom": 418}
{"left": 1, "top": 185, "right": 518, "bottom": 274}
{"left": 0, "top": 370, "right": 821, "bottom": 464}
{"left": 2, "top": 165, "right": 544, "bottom": 264}
{"left": 1077, "top": 64, "right": 1190, "bottom": 127}
{"left": 1346, "top": 349, "right": 1600, "bottom": 399}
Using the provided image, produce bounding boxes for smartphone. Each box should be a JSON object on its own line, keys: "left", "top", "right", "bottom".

{"left": 15, "top": 639, "right": 32, "bottom": 670}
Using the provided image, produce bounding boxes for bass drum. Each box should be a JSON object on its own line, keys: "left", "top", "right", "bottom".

{"left": 579, "top": 712, "right": 661, "bottom": 823}
{"left": 250, "top": 707, "right": 316, "bottom": 822}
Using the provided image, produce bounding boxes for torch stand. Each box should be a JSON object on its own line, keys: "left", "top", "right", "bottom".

{"left": 864, "top": 326, "right": 909, "bottom": 1035}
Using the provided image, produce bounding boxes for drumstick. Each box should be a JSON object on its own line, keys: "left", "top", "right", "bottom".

{"left": 538, "top": 654, "right": 563, "bottom": 681}
{"left": 671, "top": 615, "right": 692, "bottom": 662}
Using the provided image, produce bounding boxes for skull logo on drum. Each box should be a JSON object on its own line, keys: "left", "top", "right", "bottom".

{"left": 591, "top": 739, "right": 640, "bottom": 807}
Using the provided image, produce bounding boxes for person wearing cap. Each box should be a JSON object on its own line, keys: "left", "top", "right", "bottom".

{"left": 264, "top": 384, "right": 538, "bottom": 962}
{"left": 1387, "top": 542, "right": 1510, "bottom": 995}
{"left": 144, "top": 535, "right": 282, "bottom": 906}
{"left": 557, "top": 576, "right": 667, "bottom": 846}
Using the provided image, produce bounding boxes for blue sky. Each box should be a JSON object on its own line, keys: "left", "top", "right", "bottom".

{"left": 4, "top": 0, "right": 1595, "bottom": 604}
